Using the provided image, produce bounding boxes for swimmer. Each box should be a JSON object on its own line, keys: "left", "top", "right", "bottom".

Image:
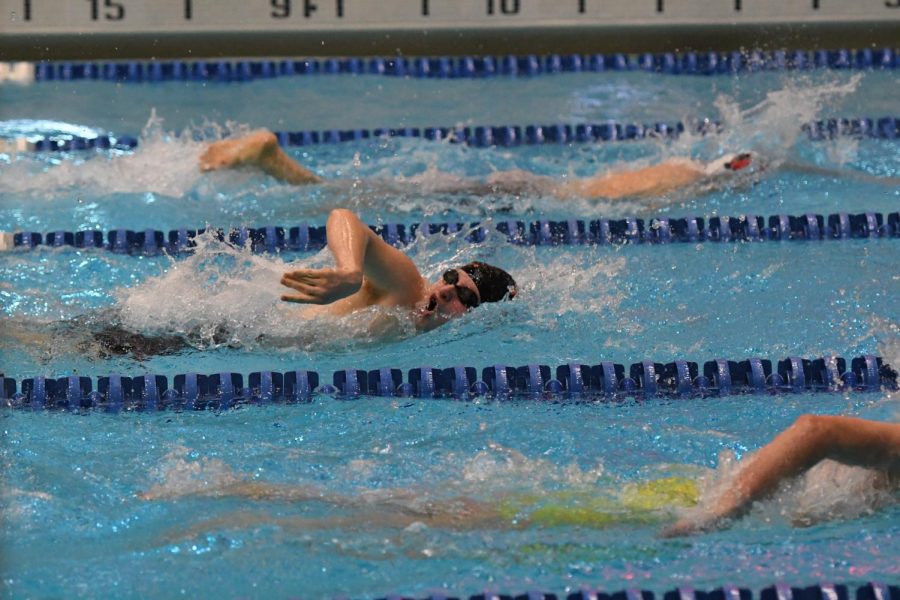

{"left": 141, "top": 415, "right": 899, "bottom": 539}
{"left": 198, "top": 129, "right": 756, "bottom": 200}
{"left": 280, "top": 208, "right": 516, "bottom": 331}
{"left": 200, "top": 129, "right": 900, "bottom": 203}
{"left": 142, "top": 473, "right": 700, "bottom": 539}
{"left": 80, "top": 208, "right": 516, "bottom": 356}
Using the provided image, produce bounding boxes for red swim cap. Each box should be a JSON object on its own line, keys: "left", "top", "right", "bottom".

{"left": 725, "top": 153, "right": 752, "bottom": 171}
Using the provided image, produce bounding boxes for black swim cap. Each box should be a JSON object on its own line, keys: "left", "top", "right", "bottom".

{"left": 459, "top": 261, "right": 517, "bottom": 303}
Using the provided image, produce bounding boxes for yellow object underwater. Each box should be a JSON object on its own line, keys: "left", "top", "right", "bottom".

{"left": 498, "top": 476, "right": 699, "bottom": 528}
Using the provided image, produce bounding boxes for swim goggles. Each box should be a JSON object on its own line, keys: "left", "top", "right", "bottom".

{"left": 442, "top": 269, "right": 481, "bottom": 310}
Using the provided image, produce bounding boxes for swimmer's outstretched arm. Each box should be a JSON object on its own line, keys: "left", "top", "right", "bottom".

{"left": 556, "top": 159, "right": 708, "bottom": 200}
{"left": 280, "top": 208, "right": 426, "bottom": 307}
{"left": 778, "top": 160, "right": 900, "bottom": 186}
{"left": 662, "top": 415, "right": 900, "bottom": 537}
{"left": 198, "top": 129, "right": 322, "bottom": 185}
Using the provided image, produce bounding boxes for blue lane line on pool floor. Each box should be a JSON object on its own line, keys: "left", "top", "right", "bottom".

{"left": 2, "top": 355, "right": 895, "bottom": 411}
{"left": 6, "top": 47, "right": 898, "bottom": 85}
{"left": 3, "top": 116, "right": 898, "bottom": 153}
{"left": 4, "top": 211, "right": 899, "bottom": 255}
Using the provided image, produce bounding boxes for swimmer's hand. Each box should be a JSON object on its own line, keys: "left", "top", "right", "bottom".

{"left": 280, "top": 267, "right": 363, "bottom": 304}
{"left": 659, "top": 518, "right": 701, "bottom": 538}
{"left": 659, "top": 513, "right": 730, "bottom": 538}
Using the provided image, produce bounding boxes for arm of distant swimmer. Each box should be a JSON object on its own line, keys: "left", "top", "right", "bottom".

{"left": 199, "top": 129, "right": 322, "bottom": 185}
{"left": 255, "top": 132, "right": 322, "bottom": 184}
{"left": 661, "top": 415, "right": 900, "bottom": 537}
{"left": 555, "top": 160, "right": 708, "bottom": 200}
{"left": 779, "top": 160, "right": 900, "bottom": 186}
{"left": 280, "top": 208, "right": 424, "bottom": 305}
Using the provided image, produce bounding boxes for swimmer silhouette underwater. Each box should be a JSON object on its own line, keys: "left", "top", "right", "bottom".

{"left": 141, "top": 414, "right": 900, "bottom": 539}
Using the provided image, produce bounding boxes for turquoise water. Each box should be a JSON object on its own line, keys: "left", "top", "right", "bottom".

{"left": 1, "top": 68, "right": 899, "bottom": 597}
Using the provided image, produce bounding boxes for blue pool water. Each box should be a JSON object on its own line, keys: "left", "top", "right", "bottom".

{"left": 1, "top": 67, "right": 899, "bottom": 597}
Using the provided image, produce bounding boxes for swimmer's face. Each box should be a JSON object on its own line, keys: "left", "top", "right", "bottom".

{"left": 413, "top": 269, "right": 481, "bottom": 331}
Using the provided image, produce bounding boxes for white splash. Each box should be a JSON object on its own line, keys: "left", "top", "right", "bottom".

{"left": 458, "top": 441, "right": 606, "bottom": 491}
{"left": 114, "top": 230, "right": 419, "bottom": 350}
{"left": 674, "top": 73, "right": 864, "bottom": 166}
{"left": 677, "top": 441, "right": 897, "bottom": 531}
{"left": 0, "top": 111, "right": 252, "bottom": 198}
{"left": 139, "top": 444, "right": 241, "bottom": 500}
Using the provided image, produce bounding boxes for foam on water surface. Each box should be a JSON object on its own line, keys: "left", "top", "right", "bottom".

{"left": 2, "top": 75, "right": 896, "bottom": 231}
{"left": 1, "top": 66, "right": 899, "bottom": 598}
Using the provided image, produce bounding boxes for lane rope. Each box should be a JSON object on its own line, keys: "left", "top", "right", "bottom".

{"left": 1, "top": 355, "right": 895, "bottom": 411}
{"left": 392, "top": 583, "right": 894, "bottom": 600}
{"left": 3, "top": 212, "right": 898, "bottom": 255}
{"left": 2, "top": 116, "right": 898, "bottom": 154}
{"left": 2, "top": 47, "right": 897, "bottom": 85}
{"left": 379, "top": 583, "right": 896, "bottom": 600}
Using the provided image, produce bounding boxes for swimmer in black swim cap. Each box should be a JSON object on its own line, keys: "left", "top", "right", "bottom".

{"left": 280, "top": 209, "right": 516, "bottom": 332}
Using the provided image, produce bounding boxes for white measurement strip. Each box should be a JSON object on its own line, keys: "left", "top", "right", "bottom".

{"left": 1, "top": 0, "right": 898, "bottom": 33}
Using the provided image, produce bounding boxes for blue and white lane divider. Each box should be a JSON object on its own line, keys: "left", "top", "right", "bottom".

{"left": 4, "top": 47, "right": 898, "bottom": 85}
{"left": 386, "top": 583, "right": 895, "bottom": 600}
{"left": 376, "top": 583, "right": 896, "bottom": 600}
{"left": 5, "top": 116, "right": 899, "bottom": 154}
{"left": 2, "top": 355, "right": 895, "bottom": 411}
{"left": 3, "top": 212, "right": 898, "bottom": 256}
{"left": 372, "top": 583, "right": 892, "bottom": 600}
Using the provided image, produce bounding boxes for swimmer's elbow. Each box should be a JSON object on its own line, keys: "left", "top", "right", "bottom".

{"left": 327, "top": 208, "right": 368, "bottom": 234}
{"left": 328, "top": 207, "right": 356, "bottom": 221}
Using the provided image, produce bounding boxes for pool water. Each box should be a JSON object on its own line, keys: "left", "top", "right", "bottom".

{"left": 1, "top": 66, "right": 899, "bottom": 598}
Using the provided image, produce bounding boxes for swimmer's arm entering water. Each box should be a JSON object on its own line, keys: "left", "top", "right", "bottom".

{"left": 280, "top": 209, "right": 425, "bottom": 311}
{"left": 662, "top": 415, "right": 900, "bottom": 537}
{"left": 199, "top": 130, "right": 322, "bottom": 185}
{"left": 778, "top": 160, "right": 900, "bottom": 186}
{"left": 554, "top": 159, "right": 709, "bottom": 200}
